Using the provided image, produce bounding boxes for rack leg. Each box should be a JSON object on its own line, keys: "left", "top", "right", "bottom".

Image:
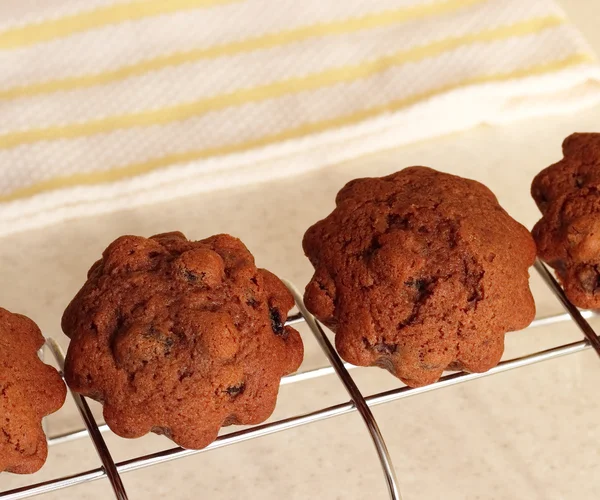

{"left": 286, "top": 282, "right": 403, "bottom": 500}
{"left": 45, "top": 338, "right": 129, "bottom": 500}
{"left": 534, "top": 260, "right": 600, "bottom": 358}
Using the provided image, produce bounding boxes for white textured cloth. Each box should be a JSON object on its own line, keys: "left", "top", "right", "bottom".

{"left": 0, "top": 0, "right": 599, "bottom": 236}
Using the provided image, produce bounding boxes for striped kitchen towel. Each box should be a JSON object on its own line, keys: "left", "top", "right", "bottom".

{"left": 1, "top": 0, "right": 599, "bottom": 235}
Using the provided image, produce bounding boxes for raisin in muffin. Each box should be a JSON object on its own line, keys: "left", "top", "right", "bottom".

{"left": 303, "top": 167, "right": 536, "bottom": 387}
{"left": 0, "top": 308, "right": 66, "bottom": 474}
{"left": 62, "top": 232, "right": 303, "bottom": 449}
{"left": 532, "top": 133, "right": 600, "bottom": 308}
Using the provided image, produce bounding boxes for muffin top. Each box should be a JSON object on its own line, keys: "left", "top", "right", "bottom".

{"left": 532, "top": 133, "right": 600, "bottom": 308}
{"left": 0, "top": 308, "right": 66, "bottom": 474}
{"left": 303, "top": 167, "right": 536, "bottom": 387}
{"left": 62, "top": 232, "right": 303, "bottom": 449}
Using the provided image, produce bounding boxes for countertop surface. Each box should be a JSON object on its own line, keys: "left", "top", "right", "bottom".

{"left": 2, "top": 1, "right": 600, "bottom": 499}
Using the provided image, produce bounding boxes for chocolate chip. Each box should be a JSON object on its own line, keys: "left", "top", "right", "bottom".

{"left": 467, "top": 281, "right": 484, "bottom": 304}
{"left": 224, "top": 383, "right": 245, "bottom": 396}
{"left": 184, "top": 270, "right": 198, "bottom": 282}
{"left": 405, "top": 278, "right": 436, "bottom": 304}
{"left": 374, "top": 342, "right": 398, "bottom": 354}
{"left": 387, "top": 214, "right": 409, "bottom": 229}
{"left": 362, "top": 236, "right": 382, "bottom": 259}
{"left": 144, "top": 326, "right": 175, "bottom": 355}
{"left": 151, "top": 426, "right": 173, "bottom": 439}
{"left": 115, "top": 313, "right": 125, "bottom": 331}
{"left": 178, "top": 368, "right": 193, "bottom": 382}
{"left": 269, "top": 307, "right": 285, "bottom": 335}
{"left": 397, "top": 313, "right": 418, "bottom": 329}
{"left": 222, "top": 415, "right": 239, "bottom": 426}
{"left": 577, "top": 266, "right": 600, "bottom": 293}
{"left": 400, "top": 277, "right": 436, "bottom": 327}
{"left": 405, "top": 278, "right": 427, "bottom": 292}
{"left": 362, "top": 337, "right": 398, "bottom": 354}
{"left": 537, "top": 190, "right": 548, "bottom": 203}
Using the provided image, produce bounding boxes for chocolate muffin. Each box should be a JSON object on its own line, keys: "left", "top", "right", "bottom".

{"left": 532, "top": 133, "right": 600, "bottom": 308}
{"left": 0, "top": 308, "right": 66, "bottom": 474}
{"left": 62, "top": 232, "right": 303, "bottom": 449}
{"left": 303, "top": 167, "right": 536, "bottom": 387}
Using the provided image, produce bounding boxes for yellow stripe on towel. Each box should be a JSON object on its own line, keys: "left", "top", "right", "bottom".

{"left": 0, "top": 0, "right": 484, "bottom": 99}
{"left": 0, "top": 15, "right": 568, "bottom": 150}
{"left": 0, "top": 52, "right": 593, "bottom": 203}
{"left": 0, "top": 0, "right": 238, "bottom": 50}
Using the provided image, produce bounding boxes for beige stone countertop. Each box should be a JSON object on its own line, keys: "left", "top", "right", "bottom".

{"left": 2, "top": 1, "right": 600, "bottom": 499}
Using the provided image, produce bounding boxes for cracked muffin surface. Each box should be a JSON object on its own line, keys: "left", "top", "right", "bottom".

{"left": 62, "top": 232, "right": 303, "bottom": 450}
{"left": 303, "top": 167, "right": 535, "bottom": 387}
{"left": 0, "top": 308, "right": 66, "bottom": 474}
{"left": 532, "top": 133, "right": 600, "bottom": 308}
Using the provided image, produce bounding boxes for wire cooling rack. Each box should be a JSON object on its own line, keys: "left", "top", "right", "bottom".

{"left": 2, "top": 260, "right": 600, "bottom": 500}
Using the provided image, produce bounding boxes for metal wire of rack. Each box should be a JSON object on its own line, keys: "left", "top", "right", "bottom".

{"left": 2, "top": 260, "right": 600, "bottom": 500}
